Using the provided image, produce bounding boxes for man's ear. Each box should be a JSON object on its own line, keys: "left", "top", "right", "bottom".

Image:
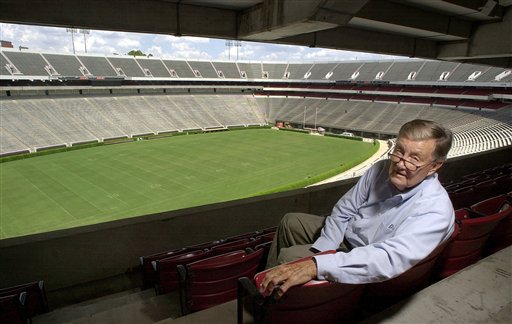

{"left": 427, "top": 161, "right": 443, "bottom": 176}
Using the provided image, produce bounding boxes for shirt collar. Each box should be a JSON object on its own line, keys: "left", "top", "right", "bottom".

{"left": 393, "top": 173, "right": 437, "bottom": 202}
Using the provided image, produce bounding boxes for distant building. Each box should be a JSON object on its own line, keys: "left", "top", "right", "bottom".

{"left": 0, "top": 40, "right": 14, "bottom": 48}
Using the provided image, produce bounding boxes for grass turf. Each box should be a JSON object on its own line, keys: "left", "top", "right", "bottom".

{"left": 0, "top": 129, "right": 377, "bottom": 239}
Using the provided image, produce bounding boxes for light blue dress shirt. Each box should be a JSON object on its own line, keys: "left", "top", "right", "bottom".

{"left": 312, "top": 159, "right": 455, "bottom": 284}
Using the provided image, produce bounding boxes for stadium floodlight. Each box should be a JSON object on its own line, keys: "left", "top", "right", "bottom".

{"left": 225, "top": 40, "right": 242, "bottom": 61}
{"left": 66, "top": 28, "right": 78, "bottom": 54}
{"left": 79, "top": 29, "right": 91, "bottom": 53}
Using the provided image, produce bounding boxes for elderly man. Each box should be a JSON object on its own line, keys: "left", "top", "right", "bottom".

{"left": 260, "top": 119, "right": 454, "bottom": 298}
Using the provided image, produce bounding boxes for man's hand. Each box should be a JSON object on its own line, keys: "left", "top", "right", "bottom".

{"left": 259, "top": 259, "right": 317, "bottom": 298}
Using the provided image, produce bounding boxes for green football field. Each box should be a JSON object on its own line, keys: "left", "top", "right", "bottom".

{"left": 0, "top": 129, "right": 377, "bottom": 239}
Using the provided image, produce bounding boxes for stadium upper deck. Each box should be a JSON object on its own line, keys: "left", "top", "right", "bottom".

{"left": 1, "top": 49, "right": 511, "bottom": 85}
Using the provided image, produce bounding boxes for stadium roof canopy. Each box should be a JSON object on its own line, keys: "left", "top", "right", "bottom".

{"left": 0, "top": 0, "right": 511, "bottom": 67}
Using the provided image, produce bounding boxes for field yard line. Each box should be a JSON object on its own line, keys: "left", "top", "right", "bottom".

{"left": 15, "top": 167, "right": 79, "bottom": 221}
{"left": 93, "top": 159, "right": 161, "bottom": 200}
{"left": 117, "top": 153, "right": 203, "bottom": 192}
{"left": 52, "top": 163, "right": 126, "bottom": 211}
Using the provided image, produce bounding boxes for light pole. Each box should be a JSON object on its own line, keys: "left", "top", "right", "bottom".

{"left": 225, "top": 40, "right": 242, "bottom": 61}
{"left": 79, "top": 29, "right": 90, "bottom": 53}
{"left": 314, "top": 107, "right": 318, "bottom": 130}
{"left": 66, "top": 28, "right": 77, "bottom": 54}
{"left": 303, "top": 106, "right": 307, "bottom": 129}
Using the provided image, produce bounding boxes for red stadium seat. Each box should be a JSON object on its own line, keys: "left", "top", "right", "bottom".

{"left": 257, "top": 232, "right": 275, "bottom": 243}
{"left": 226, "top": 231, "right": 262, "bottom": 242}
{"left": 363, "top": 222, "right": 459, "bottom": 312}
{"left": 211, "top": 237, "right": 263, "bottom": 256}
{"left": 471, "top": 195, "right": 512, "bottom": 255}
{"left": 187, "top": 239, "right": 225, "bottom": 250}
{"left": 0, "top": 293, "right": 26, "bottom": 324}
{"left": 436, "top": 208, "right": 507, "bottom": 278}
{"left": 262, "top": 226, "right": 278, "bottom": 234}
{"left": 153, "top": 249, "right": 212, "bottom": 294}
{"left": 449, "top": 186, "right": 479, "bottom": 209}
{"left": 237, "top": 251, "right": 365, "bottom": 324}
{"left": 254, "top": 241, "right": 273, "bottom": 272}
{"left": 0, "top": 281, "right": 48, "bottom": 319}
{"left": 140, "top": 247, "right": 188, "bottom": 288}
{"left": 178, "top": 248, "right": 263, "bottom": 314}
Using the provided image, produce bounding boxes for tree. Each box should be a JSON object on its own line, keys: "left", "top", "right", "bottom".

{"left": 127, "top": 49, "right": 145, "bottom": 57}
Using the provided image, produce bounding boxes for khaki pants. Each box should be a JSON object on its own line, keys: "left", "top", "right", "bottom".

{"left": 265, "top": 212, "right": 326, "bottom": 268}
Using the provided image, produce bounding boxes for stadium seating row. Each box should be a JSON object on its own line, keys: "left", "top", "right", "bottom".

{"left": 2, "top": 50, "right": 511, "bottom": 83}
{"left": 446, "top": 163, "right": 512, "bottom": 209}
{"left": 0, "top": 94, "right": 267, "bottom": 155}
{"left": 238, "top": 190, "right": 512, "bottom": 323}
{"left": 264, "top": 96, "right": 511, "bottom": 158}
{"left": 139, "top": 227, "right": 276, "bottom": 315}
{"left": 0, "top": 281, "right": 49, "bottom": 323}
{"left": 258, "top": 89, "right": 509, "bottom": 109}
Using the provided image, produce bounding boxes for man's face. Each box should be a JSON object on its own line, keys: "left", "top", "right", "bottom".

{"left": 388, "top": 137, "right": 443, "bottom": 191}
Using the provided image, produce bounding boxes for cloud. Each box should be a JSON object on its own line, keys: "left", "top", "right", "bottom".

{"left": 117, "top": 38, "right": 141, "bottom": 50}
{"left": 168, "top": 42, "right": 212, "bottom": 60}
{"left": 0, "top": 23, "right": 404, "bottom": 61}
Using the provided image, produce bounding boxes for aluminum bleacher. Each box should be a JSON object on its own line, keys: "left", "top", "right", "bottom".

{"left": 0, "top": 53, "right": 14, "bottom": 77}
{"left": 381, "top": 60, "right": 425, "bottom": 82}
{"left": 211, "top": 61, "right": 240, "bottom": 79}
{"left": 136, "top": 57, "right": 172, "bottom": 78}
{"left": 76, "top": 55, "right": 117, "bottom": 77}
{"left": 161, "top": 59, "right": 195, "bottom": 78}
{"left": 308, "top": 63, "right": 337, "bottom": 80}
{"left": 286, "top": 63, "right": 313, "bottom": 80}
{"left": 236, "top": 62, "right": 262, "bottom": 79}
{"left": 44, "top": 54, "right": 82, "bottom": 77}
{"left": 1, "top": 49, "right": 511, "bottom": 86}
{"left": 0, "top": 93, "right": 268, "bottom": 155}
{"left": 413, "top": 60, "right": 459, "bottom": 82}
{"left": 188, "top": 60, "right": 219, "bottom": 79}
{"left": 0, "top": 49, "right": 510, "bottom": 159}
{"left": 356, "top": 61, "right": 394, "bottom": 81}
{"left": 262, "top": 62, "right": 288, "bottom": 80}
{"left": 2, "top": 51, "right": 49, "bottom": 76}
{"left": 108, "top": 57, "right": 145, "bottom": 78}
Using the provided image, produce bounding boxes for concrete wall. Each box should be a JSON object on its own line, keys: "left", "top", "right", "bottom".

{"left": 0, "top": 146, "right": 510, "bottom": 308}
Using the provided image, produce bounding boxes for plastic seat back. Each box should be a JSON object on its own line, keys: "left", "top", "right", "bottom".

{"left": 437, "top": 209, "right": 507, "bottom": 278}
{"left": 154, "top": 249, "right": 211, "bottom": 294}
{"left": 0, "top": 293, "right": 25, "bottom": 324}
{"left": 187, "top": 239, "right": 225, "bottom": 250}
{"left": 254, "top": 241, "right": 273, "bottom": 272}
{"left": 449, "top": 186, "right": 478, "bottom": 209}
{"left": 0, "top": 281, "right": 48, "bottom": 318}
{"left": 179, "top": 249, "right": 264, "bottom": 314}
{"left": 211, "top": 237, "right": 263, "bottom": 256}
{"left": 241, "top": 251, "right": 364, "bottom": 324}
{"left": 140, "top": 247, "right": 188, "bottom": 288}
{"left": 471, "top": 195, "right": 512, "bottom": 254}
{"left": 365, "top": 222, "right": 459, "bottom": 306}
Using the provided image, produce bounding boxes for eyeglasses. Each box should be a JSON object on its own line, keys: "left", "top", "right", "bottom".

{"left": 388, "top": 153, "right": 434, "bottom": 171}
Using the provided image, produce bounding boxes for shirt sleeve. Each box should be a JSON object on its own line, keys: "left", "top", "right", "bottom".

{"left": 313, "top": 195, "right": 454, "bottom": 284}
{"left": 311, "top": 163, "right": 377, "bottom": 252}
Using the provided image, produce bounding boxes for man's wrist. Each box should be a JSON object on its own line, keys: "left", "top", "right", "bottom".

{"left": 309, "top": 247, "right": 320, "bottom": 253}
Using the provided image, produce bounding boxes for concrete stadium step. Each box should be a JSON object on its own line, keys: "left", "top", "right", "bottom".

{"left": 33, "top": 288, "right": 181, "bottom": 323}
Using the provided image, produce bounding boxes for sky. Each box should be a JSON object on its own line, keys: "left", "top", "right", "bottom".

{"left": 0, "top": 23, "right": 403, "bottom": 62}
